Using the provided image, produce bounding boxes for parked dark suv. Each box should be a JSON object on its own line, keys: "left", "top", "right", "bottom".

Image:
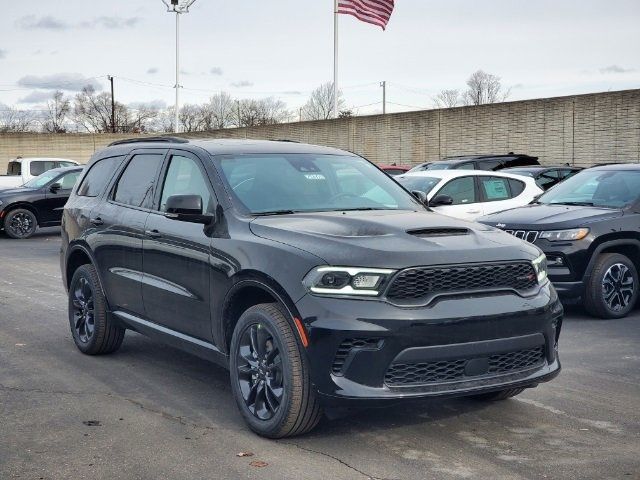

{"left": 60, "top": 138, "right": 562, "bottom": 437}
{"left": 408, "top": 154, "right": 539, "bottom": 172}
{"left": 480, "top": 164, "right": 640, "bottom": 319}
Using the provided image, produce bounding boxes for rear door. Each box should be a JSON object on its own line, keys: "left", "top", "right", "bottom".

{"left": 90, "top": 150, "right": 165, "bottom": 317}
{"left": 141, "top": 150, "right": 215, "bottom": 340}
{"left": 477, "top": 175, "right": 519, "bottom": 215}
{"left": 430, "top": 176, "right": 484, "bottom": 220}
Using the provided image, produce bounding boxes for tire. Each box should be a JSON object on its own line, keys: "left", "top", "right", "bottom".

{"left": 4, "top": 208, "right": 37, "bottom": 239}
{"left": 470, "top": 387, "right": 525, "bottom": 401}
{"left": 229, "top": 303, "right": 322, "bottom": 438}
{"left": 68, "top": 264, "right": 125, "bottom": 355}
{"left": 584, "top": 253, "right": 638, "bottom": 319}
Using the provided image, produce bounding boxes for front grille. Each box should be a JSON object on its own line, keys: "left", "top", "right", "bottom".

{"left": 384, "top": 346, "right": 545, "bottom": 386}
{"left": 504, "top": 229, "right": 539, "bottom": 243}
{"left": 407, "top": 228, "right": 470, "bottom": 237}
{"left": 331, "top": 338, "right": 382, "bottom": 375}
{"left": 386, "top": 262, "right": 538, "bottom": 301}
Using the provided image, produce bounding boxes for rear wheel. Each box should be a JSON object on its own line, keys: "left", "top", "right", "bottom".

{"left": 4, "top": 208, "right": 37, "bottom": 239}
{"left": 470, "top": 387, "right": 525, "bottom": 401}
{"left": 229, "top": 303, "right": 322, "bottom": 438}
{"left": 68, "top": 264, "right": 125, "bottom": 355}
{"left": 584, "top": 253, "right": 638, "bottom": 319}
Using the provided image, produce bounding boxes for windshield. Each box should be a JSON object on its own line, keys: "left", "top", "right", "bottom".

{"left": 424, "top": 163, "right": 452, "bottom": 170}
{"left": 538, "top": 169, "right": 640, "bottom": 209}
{"left": 217, "top": 154, "right": 422, "bottom": 214}
{"left": 506, "top": 169, "right": 535, "bottom": 177}
{"left": 396, "top": 175, "right": 441, "bottom": 195}
{"left": 23, "top": 170, "right": 60, "bottom": 188}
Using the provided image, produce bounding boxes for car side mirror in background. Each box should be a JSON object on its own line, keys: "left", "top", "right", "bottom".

{"left": 164, "top": 194, "right": 214, "bottom": 225}
{"left": 49, "top": 183, "right": 61, "bottom": 193}
{"left": 429, "top": 194, "right": 454, "bottom": 207}
{"left": 411, "top": 190, "right": 428, "bottom": 204}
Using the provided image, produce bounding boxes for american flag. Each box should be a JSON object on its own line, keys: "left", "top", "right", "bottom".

{"left": 337, "top": 0, "right": 395, "bottom": 30}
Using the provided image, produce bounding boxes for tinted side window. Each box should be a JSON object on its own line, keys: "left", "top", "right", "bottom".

{"left": 437, "top": 177, "right": 476, "bottom": 205}
{"left": 77, "top": 156, "right": 124, "bottom": 197}
{"left": 113, "top": 154, "right": 161, "bottom": 208}
{"left": 30, "top": 160, "right": 56, "bottom": 176}
{"left": 58, "top": 171, "right": 82, "bottom": 190}
{"left": 536, "top": 170, "right": 560, "bottom": 190}
{"left": 477, "top": 159, "right": 503, "bottom": 171}
{"left": 160, "top": 155, "right": 214, "bottom": 213}
{"left": 479, "top": 176, "right": 511, "bottom": 201}
{"left": 508, "top": 178, "right": 525, "bottom": 196}
{"left": 8, "top": 162, "right": 21, "bottom": 175}
{"left": 455, "top": 162, "right": 476, "bottom": 170}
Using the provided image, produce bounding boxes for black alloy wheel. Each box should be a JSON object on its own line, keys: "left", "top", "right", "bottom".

{"left": 585, "top": 253, "right": 639, "bottom": 319}
{"left": 71, "top": 276, "right": 96, "bottom": 344}
{"left": 4, "top": 209, "right": 37, "bottom": 239}
{"left": 236, "top": 322, "right": 284, "bottom": 420}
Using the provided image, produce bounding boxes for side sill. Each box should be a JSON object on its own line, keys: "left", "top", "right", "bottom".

{"left": 112, "top": 310, "right": 229, "bottom": 369}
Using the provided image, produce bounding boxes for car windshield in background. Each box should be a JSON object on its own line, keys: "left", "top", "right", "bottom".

{"left": 506, "top": 169, "right": 535, "bottom": 177}
{"left": 396, "top": 175, "right": 441, "bottom": 195}
{"left": 23, "top": 171, "right": 60, "bottom": 188}
{"left": 424, "top": 163, "right": 452, "bottom": 170}
{"left": 218, "top": 154, "right": 421, "bottom": 214}
{"left": 538, "top": 170, "right": 640, "bottom": 209}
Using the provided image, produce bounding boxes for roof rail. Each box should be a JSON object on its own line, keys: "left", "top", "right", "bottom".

{"left": 271, "top": 139, "right": 299, "bottom": 143}
{"left": 107, "top": 136, "right": 189, "bottom": 147}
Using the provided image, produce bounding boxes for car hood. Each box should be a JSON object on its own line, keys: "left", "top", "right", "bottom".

{"left": 249, "top": 210, "right": 540, "bottom": 268}
{"left": 478, "top": 203, "right": 623, "bottom": 229}
{"left": 0, "top": 186, "right": 37, "bottom": 196}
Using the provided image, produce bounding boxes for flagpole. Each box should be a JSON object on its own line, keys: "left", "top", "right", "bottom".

{"left": 333, "top": 0, "right": 339, "bottom": 119}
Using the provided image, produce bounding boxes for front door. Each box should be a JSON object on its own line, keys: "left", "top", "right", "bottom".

{"left": 431, "top": 176, "right": 485, "bottom": 220}
{"left": 39, "top": 170, "right": 82, "bottom": 225}
{"left": 142, "top": 151, "right": 215, "bottom": 341}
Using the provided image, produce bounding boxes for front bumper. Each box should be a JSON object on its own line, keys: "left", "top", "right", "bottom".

{"left": 296, "top": 283, "right": 563, "bottom": 406}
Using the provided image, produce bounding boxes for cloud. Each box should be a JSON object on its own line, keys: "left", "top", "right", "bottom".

{"left": 231, "top": 80, "right": 253, "bottom": 88}
{"left": 0, "top": 49, "right": 6, "bottom": 59}
{"left": 17, "top": 73, "right": 102, "bottom": 92}
{"left": 282, "top": 90, "right": 303, "bottom": 95}
{"left": 19, "top": 91, "right": 55, "bottom": 104}
{"left": 16, "top": 15, "right": 68, "bottom": 30}
{"left": 147, "top": 67, "right": 159, "bottom": 75}
{"left": 16, "top": 15, "right": 140, "bottom": 31}
{"left": 128, "top": 99, "right": 167, "bottom": 110}
{"left": 210, "top": 67, "right": 223, "bottom": 75}
{"left": 599, "top": 65, "right": 634, "bottom": 74}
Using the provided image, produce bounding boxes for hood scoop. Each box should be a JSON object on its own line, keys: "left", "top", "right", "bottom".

{"left": 407, "top": 227, "right": 470, "bottom": 237}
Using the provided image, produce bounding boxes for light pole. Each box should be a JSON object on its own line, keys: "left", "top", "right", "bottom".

{"left": 161, "top": 0, "right": 197, "bottom": 133}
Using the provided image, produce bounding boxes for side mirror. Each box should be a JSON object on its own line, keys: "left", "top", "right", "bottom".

{"left": 530, "top": 193, "right": 542, "bottom": 204}
{"left": 411, "top": 190, "right": 428, "bottom": 204}
{"left": 49, "top": 183, "right": 61, "bottom": 193}
{"left": 164, "top": 194, "right": 213, "bottom": 225}
{"left": 429, "top": 194, "right": 454, "bottom": 207}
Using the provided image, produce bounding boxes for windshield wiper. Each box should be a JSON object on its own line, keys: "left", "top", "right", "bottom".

{"left": 548, "top": 201, "right": 594, "bottom": 206}
{"left": 253, "top": 210, "right": 298, "bottom": 216}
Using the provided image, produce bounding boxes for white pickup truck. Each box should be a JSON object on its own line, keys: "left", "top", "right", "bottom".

{"left": 0, "top": 158, "right": 80, "bottom": 189}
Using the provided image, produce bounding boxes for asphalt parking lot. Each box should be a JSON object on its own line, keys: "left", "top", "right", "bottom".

{"left": 1, "top": 229, "right": 639, "bottom": 480}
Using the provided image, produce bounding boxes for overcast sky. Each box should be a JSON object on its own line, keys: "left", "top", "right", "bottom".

{"left": 1, "top": 0, "right": 639, "bottom": 115}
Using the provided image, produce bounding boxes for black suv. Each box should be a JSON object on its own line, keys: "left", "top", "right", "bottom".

{"left": 0, "top": 166, "right": 83, "bottom": 239}
{"left": 60, "top": 138, "right": 562, "bottom": 437}
{"left": 408, "top": 154, "right": 539, "bottom": 173}
{"left": 502, "top": 166, "right": 582, "bottom": 191}
{"left": 480, "top": 164, "right": 640, "bottom": 319}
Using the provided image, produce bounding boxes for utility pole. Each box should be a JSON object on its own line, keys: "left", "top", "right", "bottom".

{"left": 108, "top": 75, "right": 115, "bottom": 133}
{"left": 161, "top": 0, "right": 197, "bottom": 133}
{"left": 380, "top": 81, "right": 386, "bottom": 115}
{"left": 236, "top": 100, "right": 241, "bottom": 127}
{"left": 299, "top": 107, "right": 303, "bottom": 122}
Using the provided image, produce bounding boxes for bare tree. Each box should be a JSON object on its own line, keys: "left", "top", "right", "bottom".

{"left": 463, "top": 70, "right": 510, "bottom": 106}
{"left": 0, "top": 105, "right": 38, "bottom": 132}
{"left": 301, "top": 82, "right": 345, "bottom": 120}
{"left": 73, "top": 85, "right": 115, "bottom": 132}
{"left": 433, "top": 89, "right": 460, "bottom": 108}
{"left": 201, "top": 92, "right": 235, "bottom": 130}
{"left": 235, "top": 98, "right": 290, "bottom": 127}
{"left": 43, "top": 90, "right": 71, "bottom": 133}
{"left": 178, "top": 104, "right": 205, "bottom": 132}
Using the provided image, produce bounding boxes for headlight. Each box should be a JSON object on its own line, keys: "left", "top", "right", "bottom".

{"left": 532, "top": 254, "right": 548, "bottom": 283}
{"left": 303, "top": 266, "right": 395, "bottom": 296}
{"left": 539, "top": 228, "right": 589, "bottom": 241}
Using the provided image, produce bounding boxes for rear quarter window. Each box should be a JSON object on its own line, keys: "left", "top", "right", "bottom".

{"left": 7, "top": 161, "right": 21, "bottom": 175}
{"left": 508, "top": 178, "right": 526, "bottom": 196}
{"left": 77, "top": 156, "right": 125, "bottom": 197}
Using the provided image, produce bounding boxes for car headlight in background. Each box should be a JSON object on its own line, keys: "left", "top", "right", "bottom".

{"left": 532, "top": 254, "right": 548, "bottom": 283}
{"left": 539, "top": 228, "right": 589, "bottom": 241}
{"left": 303, "top": 266, "right": 395, "bottom": 296}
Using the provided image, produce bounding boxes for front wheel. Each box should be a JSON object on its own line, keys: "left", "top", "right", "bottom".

{"left": 229, "top": 303, "right": 322, "bottom": 438}
{"left": 584, "top": 253, "right": 638, "bottom": 319}
{"left": 4, "top": 208, "right": 37, "bottom": 239}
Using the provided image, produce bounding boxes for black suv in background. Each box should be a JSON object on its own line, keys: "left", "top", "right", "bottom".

{"left": 408, "top": 153, "right": 539, "bottom": 172}
{"left": 480, "top": 164, "right": 640, "bottom": 319}
{"left": 60, "top": 138, "right": 562, "bottom": 437}
{"left": 502, "top": 166, "right": 582, "bottom": 190}
{"left": 0, "top": 166, "right": 83, "bottom": 239}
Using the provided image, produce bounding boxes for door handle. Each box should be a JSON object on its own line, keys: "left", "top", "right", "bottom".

{"left": 89, "top": 217, "right": 104, "bottom": 226}
{"left": 145, "top": 229, "right": 162, "bottom": 238}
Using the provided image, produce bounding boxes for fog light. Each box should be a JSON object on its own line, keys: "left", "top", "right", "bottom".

{"left": 547, "top": 256, "right": 565, "bottom": 267}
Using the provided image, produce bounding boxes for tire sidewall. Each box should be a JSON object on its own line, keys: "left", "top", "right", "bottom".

{"left": 68, "top": 265, "right": 105, "bottom": 353}
{"left": 590, "top": 253, "right": 638, "bottom": 319}
{"left": 4, "top": 208, "right": 37, "bottom": 239}
{"left": 229, "top": 305, "right": 297, "bottom": 437}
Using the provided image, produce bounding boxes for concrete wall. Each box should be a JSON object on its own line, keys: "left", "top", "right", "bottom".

{"left": 1, "top": 89, "right": 639, "bottom": 172}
